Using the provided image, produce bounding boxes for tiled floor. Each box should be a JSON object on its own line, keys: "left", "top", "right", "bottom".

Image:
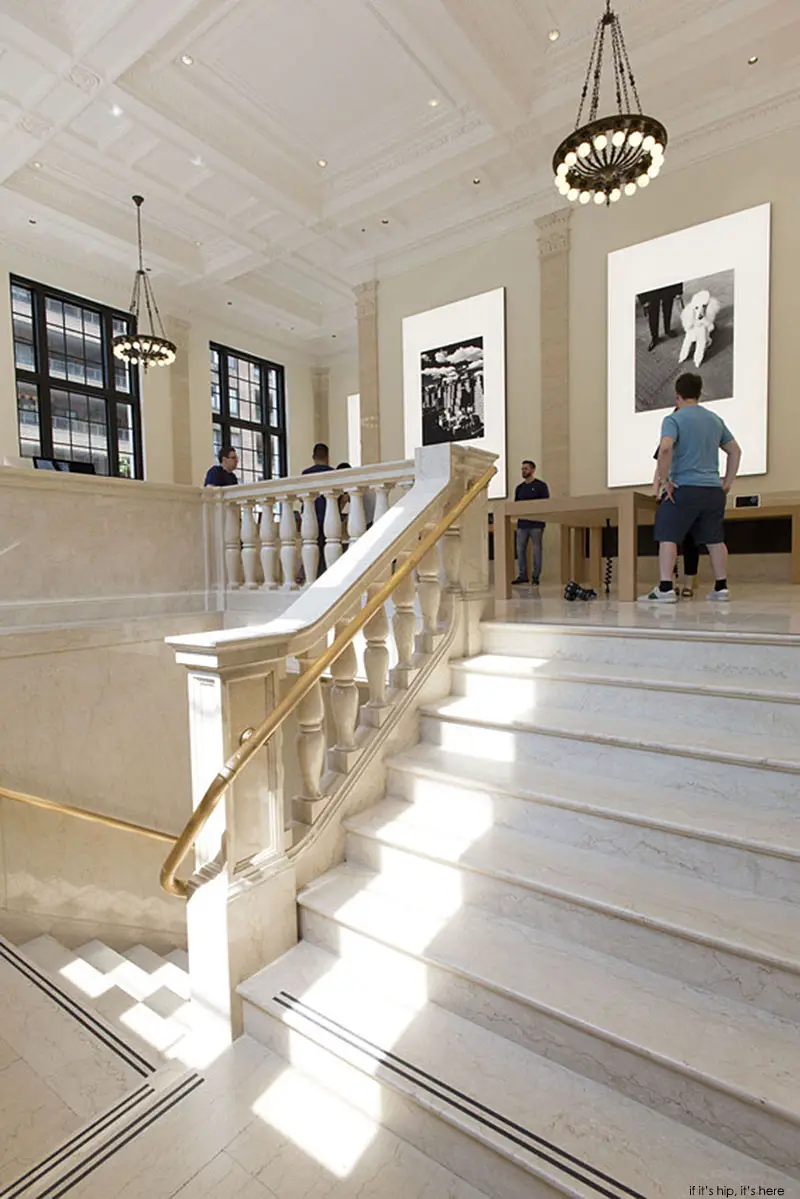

{"left": 496, "top": 581, "right": 800, "bottom": 637}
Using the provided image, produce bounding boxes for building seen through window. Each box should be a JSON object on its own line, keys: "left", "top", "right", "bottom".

{"left": 210, "top": 342, "right": 287, "bottom": 484}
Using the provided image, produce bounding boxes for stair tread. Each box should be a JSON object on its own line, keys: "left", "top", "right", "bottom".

{"left": 241, "top": 940, "right": 797, "bottom": 1198}
{"left": 346, "top": 797, "right": 800, "bottom": 969}
{"left": 387, "top": 743, "right": 800, "bottom": 859}
{"left": 299, "top": 864, "right": 800, "bottom": 1119}
{"left": 423, "top": 695, "right": 800, "bottom": 770}
{"left": 453, "top": 652, "right": 800, "bottom": 700}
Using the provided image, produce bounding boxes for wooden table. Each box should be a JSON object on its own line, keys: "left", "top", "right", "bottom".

{"left": 724, "top": 500, "right": 800, "bottom": 584}
{"left": 494, "top": 491, "right": 659, "bottom": 603}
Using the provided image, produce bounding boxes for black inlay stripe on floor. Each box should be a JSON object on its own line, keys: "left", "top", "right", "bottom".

{"left": 0, "top": 940, "right": 155, "bottom": 1076}
{"left": 39, "top": 1074, "right": 204, "bottom": 1199}
{"left": 0, "top": 1084, "right": 152, "bottom": 1198}
{"left": 276, "top": 991, "right": 648, "bottom": 1199}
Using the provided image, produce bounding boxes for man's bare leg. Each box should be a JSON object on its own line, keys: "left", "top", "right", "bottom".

{"left": 659, "top": 541, "right": 679, "bottom": 585}
{"left": 706, "top": 542, "right": 728, "bottom": 582}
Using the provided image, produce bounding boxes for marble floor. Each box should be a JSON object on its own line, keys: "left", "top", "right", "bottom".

{"left": 496, "top": 581, "right": 800, "bottom": 637}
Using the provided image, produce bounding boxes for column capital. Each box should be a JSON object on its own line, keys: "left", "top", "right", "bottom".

{"left": 536, "top": 208, "right": 572, "bottom": 259}
{"left": 354, "top": 279, "right": 379, "bottom": 320}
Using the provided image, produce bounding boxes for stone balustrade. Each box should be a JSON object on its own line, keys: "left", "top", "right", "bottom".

{"left": 215, "top": 462, "right": 415, "bottom": 592}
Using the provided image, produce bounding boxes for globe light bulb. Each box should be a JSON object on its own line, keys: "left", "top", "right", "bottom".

{"left": 653, "top": 142, "right": 664, "bottom": 156}
{"left": 594, "top": 191, "right": 606, "bottom": 205}
{"left": 624, "top": 182, "right": 637, "bottom": 196}
{"left": 565, "top": 151, "right": 578, "bottom": 166}
{"left": 612, "top": 130, "right": 626, "bottom": 147}
{"left": 642, "top": 134, "right": 655, "bottom": 151}
{"left": 594, "top": 134, "right": 608, "bottom": 151}
{"left": 638, "top": 174, "right": 650, "bottom": 188}
{"left": 578, "top": 141, "right": 591, "bottom": 158}
{"left": 567, "top": 187, "right": 579, "bottom": 201}
{"left": 628, "top": 130, "right": 643, "bottom": 147}
{"left": 647, "top": 163, "right": 660, "bottom": 178}
{"left": 553, "top": 175, "right": 562, "bottom": 188}
{"left": 557, "top": 161, "right": 569, "bottom": 176}
{"left": 558, "top": 180, "right": 571, "bottom": 194}
{"left": 610, "top": 188, "right": 621, "bottom": 202}
{"left": 579, "top": 191, "right": 591, "bottom": 204}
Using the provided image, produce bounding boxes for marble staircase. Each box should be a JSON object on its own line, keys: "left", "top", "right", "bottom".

{"left": 240, "top": 618, "right": 800, "bottom": 1198}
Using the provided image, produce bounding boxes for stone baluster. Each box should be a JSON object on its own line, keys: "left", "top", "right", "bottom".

{"left": 294, "top": 645, "right": 327, "bottom": 824}
{"left": 322, "top": 489, "right": 343, "bottom": 568}
{"left": 372, "top": 484, "right": 390, "bottom": 522}
{"left": 390, "top": 553, "right": 418, "bottom": 689}
{"left": 224, "top": 501, "right": 242, "bottom": 590}
{"left": 279, "top": 498, "right": 299, "bottom": 590}
{"left": 300, "top": 493, "right": 320, "bottom": 586}
{"left": 347, "top": 489, "right": 367, "bottom": 544}
{"left": 259, "top": 503, "right": 278, "bottom": 589}
{"left": 438, "top": 524, "right": 462, "bottom": 626}
{"left": 362, "top": 583, "right": 391, "bottom": 728}
{"left": 240, "top": 501, "right": 261, "bottom": 589}
{"left": 416, "top": 542, "right": 442, "bottom": 653}
{"left": 328, "top": 619, "right": 360, "bottom": 773}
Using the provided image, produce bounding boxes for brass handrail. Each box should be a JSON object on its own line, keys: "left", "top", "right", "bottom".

{"left": 161, "top": 464, "right": 496, "bottom": 898}
{"left": 0, "top": 785, "right": 177, "bottom": 844}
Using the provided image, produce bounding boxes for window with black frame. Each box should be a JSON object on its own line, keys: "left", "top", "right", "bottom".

{"left": 210, "top": 343, "right": 287, "bottom": 484}
{"left": 11, "top": 277, "right": 142, "bottom": 478}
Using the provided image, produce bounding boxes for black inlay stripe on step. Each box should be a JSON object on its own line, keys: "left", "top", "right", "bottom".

{"left": 0, "top": 1084, "right": 152, "bottom": 1198}
{"left": 38, "top": 1074, "right": 204, "bottom": 1199}
{"left": 276, "top": 991, "right": 648, "bottom": 1199}
{"left": 0, "top": 940, "right": 155, "bottom": 1076}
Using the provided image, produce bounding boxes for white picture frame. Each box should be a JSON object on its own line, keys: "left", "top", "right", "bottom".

{"left": 403, "top": 287, "right": 507, "bottom": 498}
{"left": 607, "top": 203, "right": 771, "bottom": 488}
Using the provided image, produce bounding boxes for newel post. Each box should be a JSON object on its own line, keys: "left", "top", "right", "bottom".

{"left": 168, "top": 633, "right": 296, "bottom": 1051}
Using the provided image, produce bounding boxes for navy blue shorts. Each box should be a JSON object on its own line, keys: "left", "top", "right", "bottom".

{"left": 654, "top": 485, "right": 726, "bottom": 547}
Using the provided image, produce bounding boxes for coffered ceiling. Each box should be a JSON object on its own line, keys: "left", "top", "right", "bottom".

{"left": 0, "top": 0, "right": 797, "bottom": 356}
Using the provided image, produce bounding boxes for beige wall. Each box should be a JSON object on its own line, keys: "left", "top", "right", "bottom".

{"left": 570, "top": 126, "right": 800, "bottom": 496}
{"left": 327, "top": 352, "right": 359, "bottom": 465}
{"left": 0, "top": 247, "right": 317, "bottom": 485}
{"left": 376, "top": 225, "right": 542, "bottom": 490}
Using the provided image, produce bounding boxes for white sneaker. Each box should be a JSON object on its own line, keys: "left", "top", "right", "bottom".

{"left": 707, "top": 588, "right": 730, "bottom": 602}
{"left": 638, "top": 586, "right": 678, "bottom": 603}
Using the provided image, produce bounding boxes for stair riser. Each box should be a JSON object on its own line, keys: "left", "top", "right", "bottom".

{"left": 344, "top": 834, "right": 800, "bottom": 1023}
{"left": 452, "top": 672, "right": 800, "bottom": 739}
{"left": 420, "top": 715, "right": 800, "bottom": 806}
{"left": 387, "top": 770, "right": 800, "bottom": 904}
{"left": 481, "top": 627, "right": 800, "bottom": 683}
{"left": 300, "top": 906, "right": 800, "bottom": 1177}
{"left": 242, "top": 999, "right": 565, "bottom": 1199}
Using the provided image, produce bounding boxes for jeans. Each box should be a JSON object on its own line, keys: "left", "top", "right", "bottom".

{"left": 516, "top": 526, "right": 543, "bottom": 582}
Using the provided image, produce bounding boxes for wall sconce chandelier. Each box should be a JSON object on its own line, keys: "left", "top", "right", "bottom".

{"left": 553, "top": 0, "right": 667, "bottom": 207}
{"left": 113, "top": 195, "right": 176, "bottom": 370}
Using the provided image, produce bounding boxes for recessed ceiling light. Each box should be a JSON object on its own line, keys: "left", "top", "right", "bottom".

{"left": 428, "top": 98, "right": 440, "bottom": 108}
{"left": 317, "top": 158, "right": 328, "bottom": 168}
{"left": 194, "top": 240, "right": 201, "bottom": 246}
{"left": 548, "top": 28, "right": 561, "bottom": 42}
{"left": 227, "top": 300, "right": 232, "bottom": 306}
{"left": 28, "top": 218, "right": 37, "bottom": 225}
{"left": 191, "top": 154, "right": 204, "bottom": 167}
{"left": 381, "top": 218, "right": 390, "bottom": 224}
{"left": 748, "top": 54, "right": 759, "bottom": 64}
{"left": 473, "top": 177, "right": 481, "bottom": 185}
{"left": 180, "top": 53, "right": 194, "bottom": 66}
{"left": 110, "top": 103, "right": 124, "bottom": 117}
{"left": 32, "top": 161, "right": 42, "bottom": 169}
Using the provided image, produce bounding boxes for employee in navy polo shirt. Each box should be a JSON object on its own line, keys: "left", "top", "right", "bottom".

{"left": 204, "top": 445, "right": 239, "bottom": 487}
{"left": 512, "top": 459, "right": 550, "bottom": 586}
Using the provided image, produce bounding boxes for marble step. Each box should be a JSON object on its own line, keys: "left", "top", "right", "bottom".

{"left": 420, "top": 696, "right": 800, "bottom": 805}
{"left": 343, "top": 799, "right": 800, "bottom": 1020}
{"left": 61, "top": 1033, "right": 492, "bottom": 1199}
{"left": 298, "top": 865, "right": 800, "bottom": 1176}
{"left": 386, "top": 744, "right": 800, "bottom": 902}
{"left": 451, "top": 653, "right": 800, "bottom": 738}
{"left": 240, "top": 940, "right": 799, "bottom": 1199}
{"left": 124, "top": 945, "right": 191, "bottom": 1000}
{"left": 481, "top": 621, "right": 800, "bottom": 682}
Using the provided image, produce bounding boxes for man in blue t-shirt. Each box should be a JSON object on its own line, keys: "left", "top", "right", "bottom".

{"left": 204, "top": 445, "right": 239, "bottom": 486}
{"left": 640, "top": 373, "right": 741, "bottom": 604}
{"left": 512, "top": 460, "right": 550, "bottom": 586}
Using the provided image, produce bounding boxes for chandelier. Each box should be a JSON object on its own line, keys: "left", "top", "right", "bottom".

{"left": 113, "top": 195, "right": 177, "bottom": 370}
{"left": 553, "top": 0, "right": 667, "bottom": 207}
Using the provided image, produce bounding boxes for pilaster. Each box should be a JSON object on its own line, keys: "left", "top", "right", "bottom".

{"left": 536, "top": 209, "right": 572, "bottom": 496}
{"left": 355, "top": 280, "right": 380, "bottom": 463}
{"left": 311, "top": 366, "right": 330, "bottom": 450}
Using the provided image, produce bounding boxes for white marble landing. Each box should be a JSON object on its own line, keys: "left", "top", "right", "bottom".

{"left": 241, "top": 940, "right": 799, "bottom": 1199}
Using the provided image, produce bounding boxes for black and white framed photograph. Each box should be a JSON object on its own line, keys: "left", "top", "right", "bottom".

{"left": 403, "top": 288, "right": 506, "bottom": 497}
{"left": 421, "top": 337, "right": 485, "bottom": 445}
{"left": 608, "top": 204, "right": 770, "bottom": 487}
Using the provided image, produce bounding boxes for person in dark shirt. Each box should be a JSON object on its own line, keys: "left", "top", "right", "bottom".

{"left": 513, "top": 460, "right": 550, "bottom": 585}
{"left": 302, "top": 442, "right": 335, "bottom": 577}
{"left": 204, "top": 445, "right": 239, "bottom": 487}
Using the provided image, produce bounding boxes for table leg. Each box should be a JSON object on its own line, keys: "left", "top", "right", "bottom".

{"left": 570, "top": 527, "right": 585, "bottom": 582}
{"left": 494, "top": 509, "right": 512, "bottom": 601}
{"left": 560, "top": 525, "right": 572, "bottom": 583}
{"left": 588, "top": 526, "right": 602, "bottom": 590}
{"left": 618, "top": 494, "right": 636, "bottom": 602}
{"left": 792, "top": 510, "right": 800, "bottom": 585}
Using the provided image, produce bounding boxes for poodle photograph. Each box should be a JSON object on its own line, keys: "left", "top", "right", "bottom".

{"left": 679, "top": 289, "right": 721, "bottom": 368}
{"left": 634, "top": 268, "right": 734, "bottom": 413}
